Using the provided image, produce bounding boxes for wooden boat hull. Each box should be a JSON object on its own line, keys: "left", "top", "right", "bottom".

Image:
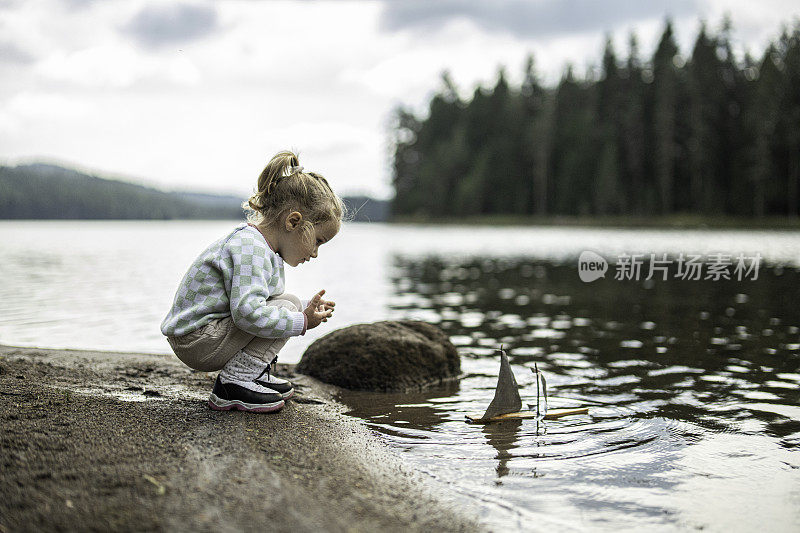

{"left": 465, "top": 407, "right": 589, "bottom": 424}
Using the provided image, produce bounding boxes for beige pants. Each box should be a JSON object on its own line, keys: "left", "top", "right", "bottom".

{"left": 166, "top": 293, "right": 302, "bottom": 372}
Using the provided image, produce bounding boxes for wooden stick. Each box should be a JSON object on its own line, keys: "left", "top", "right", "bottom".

{"left": 466, "top": 407, "right": 589, "bottom": 424}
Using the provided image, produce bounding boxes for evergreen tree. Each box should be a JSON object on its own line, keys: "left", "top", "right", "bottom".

{"left": 778, "top": 25, "right": 800, "bottom": 216}
{"left": 549, "top": 66, "right": 595, "bottom": 215}
{"left": 688, "top": 22, "right": 726, "bottom": 213}
{"left": 756, "top": 44, "right": 790, "bottom": 215}
{"left": 716, "top": 16, "right": 749, "bottom": 214}
{"left": 483, "top": 69, "right": 527, "bottom": 214}
{"left": 742, "top": 49, "right": 773, "bottom": 216}
{"left": 620, "top": 33, "right": 647, "bottom": 215}
{"left": 651, "top": 20, "right": 681, "bottom": 214}
{"left": 594, "top": 36, "right": 625, "bottom": 214}
{"left": 390, "top": 106, "right": 423, "bottom": 216}
{"left": 521, "top": 55, "right": 550, "bottom": 215}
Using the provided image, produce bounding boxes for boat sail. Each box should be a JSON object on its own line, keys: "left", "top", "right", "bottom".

{"left": 466, "top": 348, "right": 588, "bottom": 424}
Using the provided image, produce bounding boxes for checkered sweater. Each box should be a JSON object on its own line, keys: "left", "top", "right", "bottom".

{"left": 160, "top": 223, "right": 306, "bottom": 339}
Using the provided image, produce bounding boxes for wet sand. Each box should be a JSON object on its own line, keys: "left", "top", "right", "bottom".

{"left": 0, "top": 345, "right": 481, "bottom": 532}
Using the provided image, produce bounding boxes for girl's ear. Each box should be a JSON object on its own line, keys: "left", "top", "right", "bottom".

{"left": 285, "top": 211, "right": 303, "bottom": 231}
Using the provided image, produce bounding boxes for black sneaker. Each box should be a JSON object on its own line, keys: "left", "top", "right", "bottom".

{"left": 254, "top": 356, "right": 294, "bottom": 399}
{"left": 208, "top": 376, "right": 285, "bottom": 413}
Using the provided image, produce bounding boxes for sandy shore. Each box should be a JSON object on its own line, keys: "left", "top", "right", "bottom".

{"left": 0, "top": 345, "right": 481, "bottom": 532}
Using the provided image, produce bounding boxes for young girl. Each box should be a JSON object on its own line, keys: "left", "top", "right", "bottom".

{"left": 161, "top": 150, "right": 343, "bottom": 413}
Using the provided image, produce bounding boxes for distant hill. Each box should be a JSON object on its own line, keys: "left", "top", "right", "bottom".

{"left": 0, "top": 163, "right": 389, "bottom": 221}
{"left": 342, "top": 195, "right": 390, "bottom": 223}
{"left": 0, "top": 164, "right": 243, "bottom": 219}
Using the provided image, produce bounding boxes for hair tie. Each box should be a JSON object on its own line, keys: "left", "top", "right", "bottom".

{"left": 265, "top": 165, "right": 304, "bottom": 194}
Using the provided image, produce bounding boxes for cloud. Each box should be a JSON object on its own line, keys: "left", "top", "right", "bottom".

{"left": 0, "top": 40, "right": 35, "bottom": 64}
{"left": 61, "top": 0, "right": 96, "bottom": 10}
{"left": 380, "top": 0, "right": 699, "bottom": 38}
{"left": 7, "top": 91, "right": 91, "bottom": 120}
{"left": 121, "top": 2, "right": 219, "bottom": 49}
{"left": 34, "top": 44, "right": 201, "bottom": 88}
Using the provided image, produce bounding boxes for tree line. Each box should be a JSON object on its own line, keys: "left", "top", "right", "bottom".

{"left": 391, "top": 19, "right": 800, "bottom": 219}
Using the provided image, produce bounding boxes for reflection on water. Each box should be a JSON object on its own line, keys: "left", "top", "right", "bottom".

{"left": 1, "top": 221, "right": 799, "bottom": 531}
{"left": 339, "top": 255, "right": 800, "bottom": 532}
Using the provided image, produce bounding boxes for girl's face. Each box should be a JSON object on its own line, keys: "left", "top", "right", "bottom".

{"left": 280, "top": 216, "right": 339, "bottom": 267}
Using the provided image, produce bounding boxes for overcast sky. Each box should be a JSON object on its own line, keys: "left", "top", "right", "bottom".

{"left": 1, "top": 0, "right": 798, "bottom": 199}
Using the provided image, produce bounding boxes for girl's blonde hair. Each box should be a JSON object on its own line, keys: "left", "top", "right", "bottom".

{"left": 244, "top": 151, "right": 345, "bottom": 235}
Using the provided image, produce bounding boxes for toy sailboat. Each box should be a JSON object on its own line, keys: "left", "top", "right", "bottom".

{"left": 465, "top": 348, "right": 589, "bottom": 424}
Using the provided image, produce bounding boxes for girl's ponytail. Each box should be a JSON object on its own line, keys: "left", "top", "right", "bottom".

{"left": 244, "top": 150, "right": 345, "bottom": 230}
{"left": 247, "top": 151, "right": 302, "bottom": 211}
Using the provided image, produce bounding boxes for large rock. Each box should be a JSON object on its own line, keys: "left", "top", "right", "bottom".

{"left": 296, "top": 320, "right": 461, "bottom": 392}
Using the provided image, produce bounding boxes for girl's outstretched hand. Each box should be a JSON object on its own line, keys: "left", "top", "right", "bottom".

{"left": 303, "top": 289, "right": 335, "bottom": 330}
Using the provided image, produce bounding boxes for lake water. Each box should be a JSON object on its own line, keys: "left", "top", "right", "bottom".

{"left": 1, "top": 220, "right": 799, "bottom": 531}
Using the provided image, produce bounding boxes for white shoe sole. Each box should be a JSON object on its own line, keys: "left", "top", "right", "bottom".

{"left": 208, "top": 393, "right": 284, "bottom": 413}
